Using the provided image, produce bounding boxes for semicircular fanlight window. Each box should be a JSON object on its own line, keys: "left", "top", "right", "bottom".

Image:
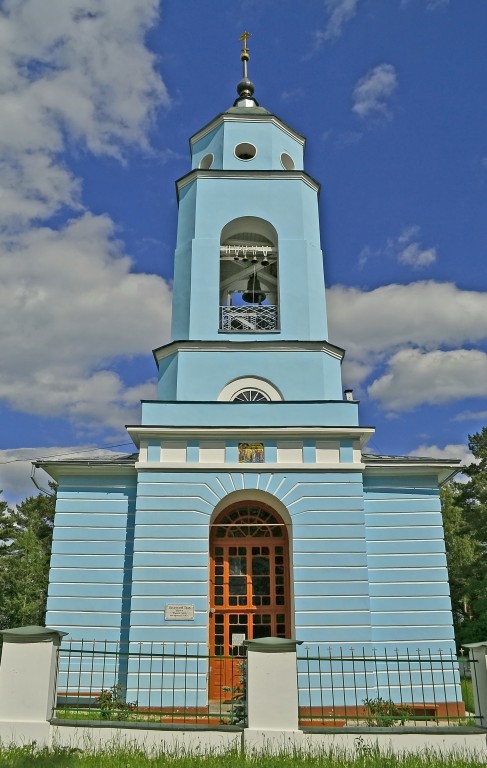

{"left": 215, "top": 506, "right": 284, "bottom": 538}
{"left": 232, "top": 389, "right": 270, "bottom": 403}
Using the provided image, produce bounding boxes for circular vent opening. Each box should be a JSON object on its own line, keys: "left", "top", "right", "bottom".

{"left": 199, "top": 153, "right": 214, "bottom": 169}
{"left": 280, "top": 152, "right": 295, "bottom": 170}
{"left": 235, "top": 143, "right": 257, "bottom": 161}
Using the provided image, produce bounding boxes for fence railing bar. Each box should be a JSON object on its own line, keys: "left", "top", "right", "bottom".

{"left": 406, "top": 648, "right": 414, "bottom": 715}
{"left": 328, "top": 646, "right": 336, "bottom": 725}
{"left": 417, "top": 646, "right": 427, "bottom": 722}
{"left": 438, "top": 648, "right": 449, "bottom": 724}
{"left": 340, "top": 647, "right": 348, "bottom": 724}
{"left": 350, "top": 648, "right": 359, "bottom": 725}
{"left": 428, "top": 647, "right": 439, "bottom": 723}
{"left": 469, "top": 650, "right": 482, "bottom": 724}
{"left": 88, "top": 639, "right": 96, "bottom": 717}
{"left": 394, "top": 647, "right": 405, "bottom": 714}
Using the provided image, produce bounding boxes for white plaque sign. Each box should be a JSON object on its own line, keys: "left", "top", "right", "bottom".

{"left": 231, "top": 633, "right": 246, "bottom": 647}
{"left": 164, "top": 604, "right": 195, "bottom": 621}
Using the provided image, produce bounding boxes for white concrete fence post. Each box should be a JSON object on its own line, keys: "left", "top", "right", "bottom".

{"left": 0, "top": 625, "right": 67, "bottom": 746}
{"left": 243, "top": 636, "right": 303, "bottom": 753}
{"left": 464, "top": 641, "right": 487, "bottom": 728}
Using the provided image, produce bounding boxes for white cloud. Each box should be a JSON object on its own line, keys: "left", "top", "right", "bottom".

{"left": 397, "top": 243, "right": 436, "bottom": 268}
{"left": 328, "top": 281, "right": 487, "bottom": 409}
{"left": 341, "top": 359, "right": 373, "bottom": 389}
{"left": 281, "top": 88, "right": 304, "bottom": 103}
{"left": 409, "top": 443, "right": 474, "bottom": 465}
{"left": 0, "top": 446, "right": 133, "bottom": 506}
{"left": 318, "top": 0, "right": 359, "bottom": 42}
{"left": 400, "top": 0, "right": 449, "bottom": 10}
{"left": 454, "top": 409, "right": 487, "bottom": 423}
{"left": 368, "top": 348, "right": 487, "bottom": 411}
{"left": 393, "top": 226, "right": 437, "bottom": 268}
{"left": 0, "top": 1, "right": 173, "bottom": 432}
{"left": 0, "top": 214, "right": 170, "bottom": 427}
{"left": 352, "top": 64, "right": 398, "bottom": 120}
{"left": 360, "top": 226, "right": 437, "bottom": 270}
{"left": 309, "top": 0, "right": 359, "bottom": 52}
{"left": 426, "top": 0, "right": 449, "bottom": 9}
{"left": 328, "top": 281, "right": 487, "bottom": 361}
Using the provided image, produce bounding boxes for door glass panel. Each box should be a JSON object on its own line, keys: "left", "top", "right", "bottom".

{"left": 229, "top": 555, "right": 246, "bottom": 575}
{"left": 229, "top": 614, "right": 248, "bottom": 656}
{"left": 253, "top": 613, "right": 272, "bottom": 639}
{"left": 252, "top": 554, "right": 270, "bottom": 604}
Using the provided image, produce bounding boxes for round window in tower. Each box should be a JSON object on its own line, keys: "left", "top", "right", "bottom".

{"left": 232, "top": 389, "right": 271, "bottom": 403}
{"left": 199, "top": 153, "right": 214, "bottom": 169}
{"left": 280, "top": 152, "right": 295, "bottom": 170}
{"left": 234, "top": 142, "right": 257, "bottom": 161}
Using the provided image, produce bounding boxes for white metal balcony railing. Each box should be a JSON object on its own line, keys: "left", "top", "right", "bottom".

{"left": 219, "top": 305, "right": 279, "bottom": 332}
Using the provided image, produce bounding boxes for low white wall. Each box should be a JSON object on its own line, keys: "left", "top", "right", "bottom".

{"left": 303, "top": 730, "right": 487, "bottom": 757}
{"left": 51, "top": 723, "right": 241, "bottom": 755}
{"left": 0, "top": 720, "right": 486, "bottom": 757}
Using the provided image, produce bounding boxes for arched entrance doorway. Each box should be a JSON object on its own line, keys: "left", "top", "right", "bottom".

{"left": 209, "top": 502, "right": 291, "bottom": 700}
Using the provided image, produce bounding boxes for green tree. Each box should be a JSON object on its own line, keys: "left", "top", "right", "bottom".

{"left": 460, "top": 427, "right": 487, "bottom": 546}
{"left": 0, "top": 488, "right": 56, "bottom": 629}
{"left": 441, "top": 427, "right": 487, "bottom": 646}
{"left": 441, "top": 483, "right": 477, "bottom": 637}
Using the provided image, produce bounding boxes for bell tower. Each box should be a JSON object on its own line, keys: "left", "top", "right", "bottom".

{"left": 155, "top": 34, "right": 348, "bottom": 409}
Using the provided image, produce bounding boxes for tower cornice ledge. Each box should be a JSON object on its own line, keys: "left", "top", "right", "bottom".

{"left": 126, "top": 425, "right": 375, "bottom": 448}
{"left": 176, "top": 168, "right": 320, "bottom": 200}
{"left": 153, "top": 339, "right": 345, "bottom": 366}
{"left": 190, "top": 111, "right": 306, "bottom": 148}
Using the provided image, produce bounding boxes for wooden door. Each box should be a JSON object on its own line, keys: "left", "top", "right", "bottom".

{"left": 209, "top": 504, "right": 290, "bottom": 700}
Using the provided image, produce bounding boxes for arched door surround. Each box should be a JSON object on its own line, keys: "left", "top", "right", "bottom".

{"left": 209, "top": 500, "right": 291, "bottom": 699}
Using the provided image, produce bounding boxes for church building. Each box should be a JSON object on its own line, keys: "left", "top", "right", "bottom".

{"left": 40, "top": 38, "right": 460, "bottom": 705}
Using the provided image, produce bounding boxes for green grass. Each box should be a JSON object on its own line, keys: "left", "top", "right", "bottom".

{"left": 0, "top": 745, "right": 486, "bottom": 768}
{"left": 461, "top": 679, "right": 475, "bottom": 714}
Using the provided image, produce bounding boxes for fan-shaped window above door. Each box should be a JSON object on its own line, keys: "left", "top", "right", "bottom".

{"left": 219, "top": 217, "right": 279, "bottom": 333}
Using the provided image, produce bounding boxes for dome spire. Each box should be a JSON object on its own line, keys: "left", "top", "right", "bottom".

{"left": 234, "top": 31, "right": 259, "bottom": 107}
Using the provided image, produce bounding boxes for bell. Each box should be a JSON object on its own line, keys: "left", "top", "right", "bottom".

{"left": 242, "top": 273, "right": 266, "bottom": 304}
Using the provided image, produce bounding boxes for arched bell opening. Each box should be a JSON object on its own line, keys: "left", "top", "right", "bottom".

{"left": 208, "top": 500, "right": 291, "bottom": 700}
{"left": 219, "top": 216, "right": 279, "bottom": 333}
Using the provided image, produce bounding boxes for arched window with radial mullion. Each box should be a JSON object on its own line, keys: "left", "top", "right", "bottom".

{"left": 232, "top": 389, "right": 270, "bottom": 403}
{"left": 219, "top": 216, "right": 279, "bottom": 333}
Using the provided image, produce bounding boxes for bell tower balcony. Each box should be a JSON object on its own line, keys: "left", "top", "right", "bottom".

{"left": 219, "top": 304, "right": 279, "bottom": 332}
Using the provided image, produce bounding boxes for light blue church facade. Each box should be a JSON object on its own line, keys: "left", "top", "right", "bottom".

{"left": 40, "top": 62, "right": 460, "bottom": 706}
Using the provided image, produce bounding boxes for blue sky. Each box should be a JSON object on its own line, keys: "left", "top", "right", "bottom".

{"left": 1, "top": 0, "right": 486, "bottom": 504}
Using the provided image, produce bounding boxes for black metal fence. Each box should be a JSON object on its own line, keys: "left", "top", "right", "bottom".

{"left": 53, "top": 641, "right": 476, "bottom": 729}
{"left": 297, "top": 647, "right": 474, "bottom": 727}
{"left": 55, "top": 640, "right": 245, "bottom": 727}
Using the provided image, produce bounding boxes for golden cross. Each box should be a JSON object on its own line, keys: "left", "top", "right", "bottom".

{"left": 240, "top": 31, "right": 251, "bottom": 50}
{"left": 240, "top": 31, "right": 251, "bottom": 78}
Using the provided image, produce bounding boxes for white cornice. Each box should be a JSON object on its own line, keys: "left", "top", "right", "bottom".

{"left": 153, "top": 340, "right": 345, "bottom": 364}
{"left": 127, "top": 426, "right": 375, "bottom": 449}
{"left": 190, "top": 114, "right": 306, "bottom": 147}
{"left": 363, "top": 462, "right": 460, "bottom": 486}
{"left": 36, "top": 463, "right": 137, "bottom": 480}
{"left": 135, "top": 462, "right": 365, "bottom": 472}
{"left": 176, "top": 170, "right": 319, "bottom": 198}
